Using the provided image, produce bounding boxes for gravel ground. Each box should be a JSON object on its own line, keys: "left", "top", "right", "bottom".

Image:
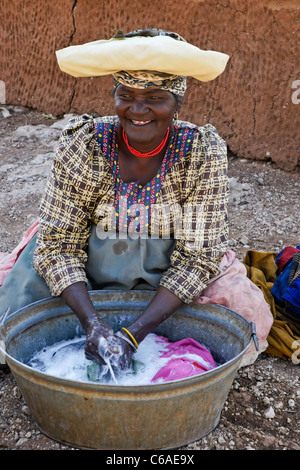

{"left": 0, "top": 105, "right": 299, "bottom": 451}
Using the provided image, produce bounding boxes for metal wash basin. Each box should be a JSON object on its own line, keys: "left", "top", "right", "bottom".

{"left": 1, "top": 290, "right": 254, "bottom": 450}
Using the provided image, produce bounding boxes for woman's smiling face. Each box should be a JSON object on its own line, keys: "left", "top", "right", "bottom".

{"left": 114, "top": 85, "right": 178, "bottom": 152}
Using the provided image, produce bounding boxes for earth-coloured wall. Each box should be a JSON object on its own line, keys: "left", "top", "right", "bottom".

{"left": 0, "top": 0, "right": 299, "bottom": 170}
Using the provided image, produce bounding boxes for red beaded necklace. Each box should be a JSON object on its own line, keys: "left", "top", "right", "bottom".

{"left": 122, "top": 127, "right": 170, "bottom": 158}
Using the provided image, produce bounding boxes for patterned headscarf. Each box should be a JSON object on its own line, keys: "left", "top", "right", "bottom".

{"left": 112, "top": 29, "right": 187, "bottom": 97}
{"left": 113, "top": 70, "right": 187, "bottom": 97}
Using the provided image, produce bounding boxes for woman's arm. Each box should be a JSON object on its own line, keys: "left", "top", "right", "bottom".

{"left": 61, "top": 282, "right": 121, "bottom": 364}
{"left": 33, "top": 115, "right": 112, "bottom": 298}
{"left": 105, "top": 286, "right": 184, "bottom": 370}
{"left": 124, "top": 286, "right": 184, "bottom": 344}
{"left": 159, "top": 125, "right": 229, "bottom": 304}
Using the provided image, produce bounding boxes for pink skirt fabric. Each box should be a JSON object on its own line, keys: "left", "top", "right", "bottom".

{"left": 195, "top": 249, "right": 274, "bottom": 364}
{"left": 0, "top": 221, "right": 39, "bottom": 287}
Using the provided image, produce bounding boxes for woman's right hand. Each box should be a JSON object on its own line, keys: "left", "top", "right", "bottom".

{"left": 85, "top": 317, "right": 120, "bottom": 365}
{"left": 61, "top": 282, "right": 137, "bottom": 370}
{"left": 61, "top": 282, "right": 121, "bottom": 365}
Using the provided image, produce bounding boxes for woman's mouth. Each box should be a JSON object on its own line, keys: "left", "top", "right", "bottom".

{"left": 131, "top": 120, "right": 152, "bottom": 126}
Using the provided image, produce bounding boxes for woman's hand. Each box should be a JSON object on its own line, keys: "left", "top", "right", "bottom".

{"left": 112, "top": 335, "right": 135, "bottom": 370}
{"left": 61, "top": 282, "right": 125, "bottom": 366}
{"left": 85, "top": 317, "right": 120, "bottom": 365}
{"left": 86, "top": 320, "right": 134, "bottom": 370}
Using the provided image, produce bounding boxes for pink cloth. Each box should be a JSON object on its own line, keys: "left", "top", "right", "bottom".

{"left": 194, "top": 249, "right": 274, "bottom": 360}
{"left": 151, "top": 336, "right": 216, "bottom": 383}
{"left": 0, "top": 221, "right": 39, "bottom": 287}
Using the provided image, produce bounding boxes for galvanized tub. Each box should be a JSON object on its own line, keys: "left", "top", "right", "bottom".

{"left": 2, "top": 290, "right": 254, "bottom": 450}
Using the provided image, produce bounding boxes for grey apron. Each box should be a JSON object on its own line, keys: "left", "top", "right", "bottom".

{"left": 0, "top": 225, "right": 175, "bottom": 318}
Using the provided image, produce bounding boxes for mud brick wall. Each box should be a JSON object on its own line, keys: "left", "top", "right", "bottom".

{"left": 0, "top": 0, "right": 299, "bottom": 170}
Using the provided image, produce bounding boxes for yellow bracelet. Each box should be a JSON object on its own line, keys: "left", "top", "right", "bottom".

{"left": 121, "top": 327, "right": 139, "bottom": 349}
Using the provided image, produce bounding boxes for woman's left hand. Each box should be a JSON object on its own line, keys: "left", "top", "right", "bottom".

{"left": 110, "top": 335, "right": 134, "bottom": 370}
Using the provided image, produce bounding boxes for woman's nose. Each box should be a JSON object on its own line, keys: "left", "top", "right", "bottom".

{"left": 129, "top": 99, "right": 149, "bottom": 114}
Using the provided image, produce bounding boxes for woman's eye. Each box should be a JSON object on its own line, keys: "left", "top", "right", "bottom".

{"left": 119, "top": 94, "right": 132, "bottom": 100}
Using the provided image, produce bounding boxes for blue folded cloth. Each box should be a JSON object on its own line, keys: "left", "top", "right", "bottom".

{"left": 271, "top": 246, "right": 300, "bottom": 315}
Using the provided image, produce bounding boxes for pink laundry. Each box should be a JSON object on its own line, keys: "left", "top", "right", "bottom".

{"left": 151, "top": 336, "right": 216, "bottom": 383}
{"left": 0, "top": 221, "right": 39, "bottom": 287}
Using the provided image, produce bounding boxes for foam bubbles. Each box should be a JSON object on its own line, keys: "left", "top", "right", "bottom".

{"left": 27, "top": 334, "right": 170, "bottom": 386}
{"left": 27, "top": 333, "right": 215, "bottom": 386}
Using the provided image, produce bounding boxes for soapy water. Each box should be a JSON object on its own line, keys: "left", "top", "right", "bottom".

{"left": 26, "top": 333, "right": 216, "bottom": 386}
{"left": 96, "top": 336, "right": 119, "bottom": 384}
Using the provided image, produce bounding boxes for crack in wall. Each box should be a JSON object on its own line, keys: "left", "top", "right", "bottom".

{"left": 70, "top": 0, "right": 77, "bottom": 45}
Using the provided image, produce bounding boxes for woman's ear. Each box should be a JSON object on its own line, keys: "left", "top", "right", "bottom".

{"left": 174, "top": 95, "right": 184, "bottom": 119}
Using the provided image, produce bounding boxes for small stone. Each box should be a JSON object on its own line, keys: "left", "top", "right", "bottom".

{"left": 278, "top": 426, "right": 289, "bottom": 435}
{"left": 264, "top": 435, "right": 276, "bottom": 446}
{"left": 233, "top": 381, "right": 240, "bottom": 390}
{"left": 288, "top": 399, "right": 295, "bottom": 408}
{"left": 15, "top": 437, "right": 28, "bottom": 447}
{"left": 22, "top": 405, "right": 30, "bottom": 415}
{"left": 264, "top": 406, "right": 275, "bottom": 419}
{"left": 13, "top": 386, "right": 22, "bottom": 399}
{"left": 0, "top": 107, "right": 11, "bottom": 118}
{"left": 274, "top": 401, "right": 283, "bottom": 409}
{"left": 240, "top": 235, "right": 249, "bottom": 245}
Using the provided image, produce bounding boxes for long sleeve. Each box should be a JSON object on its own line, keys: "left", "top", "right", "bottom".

{"left": 33, "top": 114, "right": 114, "bottom": 296}
{"left": 158, "top": 124, "right": 228, "bottom": 303}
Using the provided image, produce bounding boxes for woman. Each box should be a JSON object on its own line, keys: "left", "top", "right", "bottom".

{"left": 0, "top": 29, "right": 230, "bottom": 370}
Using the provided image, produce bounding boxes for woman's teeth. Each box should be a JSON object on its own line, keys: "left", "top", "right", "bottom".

{"left": 131, "top": 120, "right": 151, "bottom": 126}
